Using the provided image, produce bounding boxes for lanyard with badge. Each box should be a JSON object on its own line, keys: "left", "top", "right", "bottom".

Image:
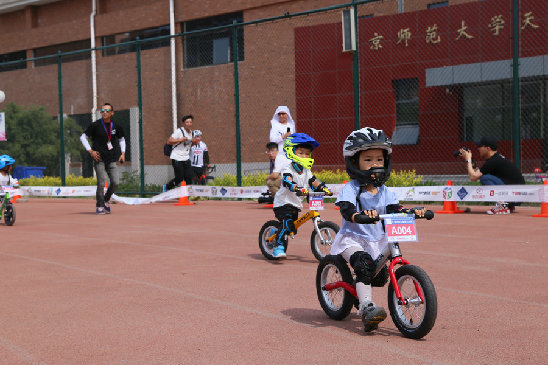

{"left": 101, "top": 119, "right": 113, "bottom": 150}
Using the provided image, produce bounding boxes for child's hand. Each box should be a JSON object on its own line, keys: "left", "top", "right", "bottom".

{"left": 361, "top": 209, "right": 379, "bottom": 219}
{"left": 295, "top": 186, "right": 309, "bottom": 196}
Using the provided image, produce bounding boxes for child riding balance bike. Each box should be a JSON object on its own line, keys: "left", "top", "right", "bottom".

{"left": 258, "top": 133, "right": 338, "bottom": 260}
{"left": 0, "top": 154, "right": 18, "bottom": 226}
{"left": 315, "top": 128, "right": 437, "bottom": 338}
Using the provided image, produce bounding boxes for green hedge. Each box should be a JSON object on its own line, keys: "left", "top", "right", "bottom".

{"left": 18, "top": 169, "right": 427, "bottom": 189}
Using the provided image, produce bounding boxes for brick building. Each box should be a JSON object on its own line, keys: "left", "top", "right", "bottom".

{"left": 2, "top": 0, "right": 542, "bottom": 182}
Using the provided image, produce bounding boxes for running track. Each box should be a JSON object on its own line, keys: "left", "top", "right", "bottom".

{"left": 0, "top": 199, "right": 546, "bottom": 364}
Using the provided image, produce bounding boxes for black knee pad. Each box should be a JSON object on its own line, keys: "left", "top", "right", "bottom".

{"left": 349, "top": 251, "right": 375, "bottom": 285}
{"left": 371, "top": 265, "right": 389, "bottom": 287}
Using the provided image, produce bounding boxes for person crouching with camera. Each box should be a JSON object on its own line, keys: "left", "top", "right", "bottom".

{"left": 457, "top": 136, "right": 524, "bottom": 215}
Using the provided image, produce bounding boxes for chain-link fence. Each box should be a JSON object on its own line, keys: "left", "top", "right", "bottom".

{"left": 0, "top": 0, "right": 546, "bottom": 194}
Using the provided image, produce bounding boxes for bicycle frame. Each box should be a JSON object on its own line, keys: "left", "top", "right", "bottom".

{"left": 0, "top": 191, "right": 9, "bottom": 219}
{"left": 323, "top": 214, "right": 425, "bottom": 306}
{"left": 265, "top": 192, "right": 327, "bottom": 244}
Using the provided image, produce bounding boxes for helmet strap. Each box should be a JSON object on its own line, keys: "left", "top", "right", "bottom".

{"left": 291, "top": 161, "right": 304, "bottom": 174}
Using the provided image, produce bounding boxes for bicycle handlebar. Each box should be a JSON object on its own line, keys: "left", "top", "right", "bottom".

{"left": 353, "top": 209, "right": 435, "bottom": 224}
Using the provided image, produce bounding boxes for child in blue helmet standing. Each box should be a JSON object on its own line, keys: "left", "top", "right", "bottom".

{"left": 332, "top": 127, "right": 425, "bottom": 332}
{"left": 272, "top": 133, "right": 333, "bottom": 259}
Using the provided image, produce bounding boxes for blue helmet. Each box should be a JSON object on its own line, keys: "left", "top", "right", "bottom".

{"left": 283, "top": 133, "right": 319, "bottom": 169}
{"left": 0, "top": 155, "right": 15, "bottom": 168}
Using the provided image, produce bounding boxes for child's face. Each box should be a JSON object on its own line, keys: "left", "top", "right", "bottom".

{"left": 266, "top": 148, "right": 278, "bottom": 160}
{"left": 294, "top": 146, "right": 312, "bottom": 159}
{"left": 358, "top": 148, "right": 384, "bottom": 171}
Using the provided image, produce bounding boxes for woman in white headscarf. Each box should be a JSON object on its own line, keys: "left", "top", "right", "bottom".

{"left": 269, "top": 106, "right": 296, "bottom": 151}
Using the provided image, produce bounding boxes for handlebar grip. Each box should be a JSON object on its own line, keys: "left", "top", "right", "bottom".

{"left": 409, "top": 208, "right": 435, "bottom": 220}
{"left": 353, "top": 214, "right": 380, "bottom": 224}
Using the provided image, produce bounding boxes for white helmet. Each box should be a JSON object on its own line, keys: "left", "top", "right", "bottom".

{"left": 192, "top": 130, "right": 202, "bottom": 138}
{"left": 343, "top": 127, "right": 392, "bottom": 186}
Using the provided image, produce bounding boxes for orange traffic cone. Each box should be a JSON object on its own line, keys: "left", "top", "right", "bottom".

{"left": 533, "top": 179, "right": 548, "bottom": 217}
{"left": 174, "top": 181, "right": 194, "bottom": 206}
{"left": 436, "top": 180, "right": 465, "bottom": 214}
{"left": 263, "top": 203, "right": 274, "bottom": 208}
{"left": 334, "top": 180, "right": 348, "bottom": 210}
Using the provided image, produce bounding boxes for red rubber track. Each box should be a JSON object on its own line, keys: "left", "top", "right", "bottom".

{"left": 0, "top": 199, "right": 546, "bottom": 364}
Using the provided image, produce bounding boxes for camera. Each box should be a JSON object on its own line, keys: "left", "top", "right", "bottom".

{"left": 453, "top": 147, "right": 469, "bottom": 157}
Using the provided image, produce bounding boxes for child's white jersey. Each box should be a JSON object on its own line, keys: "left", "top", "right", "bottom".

{"left": 330, "top": 180, "right": 398, "bottom": 255}
{"left": 0, "top": 173, "right": 17, "bottom": 187}
{"left": 273, "top": 163, "right": 313, "bottom": 210}
{"left": 190, "top": 141, "right": 208, "bottom": 167}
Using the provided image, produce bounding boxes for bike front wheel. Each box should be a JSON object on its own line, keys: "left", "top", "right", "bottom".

{"left": 316, "top": 255, "right": 355, "bottom": 320}
{"left": 4, "top": 203, "right": 15, "bottom": 226}
{"left": 387, "top": 264, "right": 437, "bottom": 339}
{"left": 258, "top": 220, "right": 280, "bottom": 260}
{"left": 310, "top": 221, "right": 339, "bottom": 261}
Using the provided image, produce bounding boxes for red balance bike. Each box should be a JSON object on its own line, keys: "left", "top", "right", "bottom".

{"left": 316, "top": 209, "right": 437, "bottom": 339}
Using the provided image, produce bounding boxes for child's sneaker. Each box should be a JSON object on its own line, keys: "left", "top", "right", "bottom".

{"left": 104, "top": 201, "right": 111, "bottom": 214}
{"left": 360, "top": 301, "right": 387, "bottom": 332}
{"left": 96, "top": 207, "right": 105, "bottom": 215}
{"left": 486, "top": 202, "right": 510, "bottom": 215}
{"left": 272, "top": 245, "right": 286, "bottom": 259}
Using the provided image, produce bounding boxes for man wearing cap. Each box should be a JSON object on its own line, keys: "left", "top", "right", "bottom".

{"left": 458, "top": 136, "right": 524, "bottom": 214}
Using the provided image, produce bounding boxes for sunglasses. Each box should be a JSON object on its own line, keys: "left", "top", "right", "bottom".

{"left": 100, "top": 109, "right": 112, "bottom": 113}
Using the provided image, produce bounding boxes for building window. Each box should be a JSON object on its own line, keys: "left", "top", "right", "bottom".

{"left": 428, "top": 2, "right": 449, "bottom": 9}
{"left": 392, "top": 78, "right": 419, "bottom": 145}
{"left": 0, "top": 50, "right": 27, "bottom": 72}
{"left": 102, "top": 25, "right": 170, "bottom": 56}
{"left": 183, "top": 12, "right": 244, "bottom": 69}
{"left": 462, "top": 80, "right": 546, "bottom": 142}
{"left": 34, "top": 40, "right": 91, "bottom": 67}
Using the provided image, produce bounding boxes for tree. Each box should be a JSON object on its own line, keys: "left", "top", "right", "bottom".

{"left": 0, "top": 102, "right": 83, "bottom": 176}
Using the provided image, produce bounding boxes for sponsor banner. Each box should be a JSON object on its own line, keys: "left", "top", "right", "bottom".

{"left": 389, "top": 185, "right": 543, "bottom": 203}
{"left": 13, "top": 183, "right": 548, "bottom": 204}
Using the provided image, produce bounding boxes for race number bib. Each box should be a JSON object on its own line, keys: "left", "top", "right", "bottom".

{"left": 309, "top": 194, "right": 324, "bottom": 210}
{"left": 385, "top": 215, "right": 417, "bottom": 242}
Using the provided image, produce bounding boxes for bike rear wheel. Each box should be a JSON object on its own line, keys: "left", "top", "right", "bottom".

{"left": 387, "top": 264, "right": 437, "bottom": 339}
{"left": 258, "top": 220, "right": 280, "bottom": 260}
{"left": 310, "top": 221, "right": 339, "bottom": 261}
{"left": 316, "top": 255, "right": 355, "bottom": 320}
{"left": 4, "top": 203, "right": 15, "bottom": 226}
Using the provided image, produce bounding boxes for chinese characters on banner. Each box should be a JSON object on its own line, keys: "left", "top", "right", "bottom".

{"left": 0, "top": 112, "right": 6, "bottom": 141}
{"left": 369, "top": 11, "right": 540, "bottom": 50}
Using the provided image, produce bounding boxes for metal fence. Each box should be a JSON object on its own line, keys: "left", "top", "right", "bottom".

{"left": 0, "top": 0, "right": 546, "bottom": 194}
